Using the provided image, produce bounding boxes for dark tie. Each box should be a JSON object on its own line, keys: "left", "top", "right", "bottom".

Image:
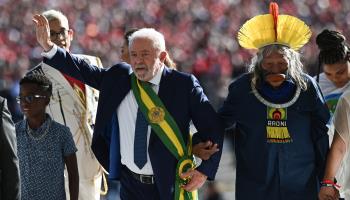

{"left": 134, "top": 107, "right": 148, "bottom": 169}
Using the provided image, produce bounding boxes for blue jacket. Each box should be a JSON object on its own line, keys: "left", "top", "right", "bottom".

{"left": 44, "top": 47, "right": 224, "bottom": 199}
{"left": 219, "top": 73, "right": 330, "bottom": 200}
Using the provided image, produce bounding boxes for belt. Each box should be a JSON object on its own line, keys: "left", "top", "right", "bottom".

{"left": 124, "top": 166, "right": 155, "bottom": 184}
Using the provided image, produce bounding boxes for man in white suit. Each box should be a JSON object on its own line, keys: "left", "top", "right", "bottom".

{"left": 28, "top": 10, "right": 104, "bottom": 200}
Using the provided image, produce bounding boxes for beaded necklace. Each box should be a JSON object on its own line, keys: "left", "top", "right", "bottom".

{"left": 26, "top": 117, "right": 52, "bottom": 141}
{"left": 251, "top": 81, "right": 301, "bottom": 108}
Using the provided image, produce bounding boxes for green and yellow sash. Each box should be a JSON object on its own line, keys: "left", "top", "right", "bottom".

{"left": 131, "top": 74, "right": 197, "bottom": 200}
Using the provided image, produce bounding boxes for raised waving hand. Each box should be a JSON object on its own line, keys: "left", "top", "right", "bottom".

{"left": 32, "top": 14, "right": 54, "bottom": 52}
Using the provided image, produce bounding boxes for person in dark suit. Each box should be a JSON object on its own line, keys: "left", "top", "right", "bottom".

{"left": 0, "top": 96, "right": 20, "bottom": 200}
{"left": 33, "top": 14, "right": 223, "bottom": 200}
{"left": 218, "top": 3, "right": 329, "bottom": 200}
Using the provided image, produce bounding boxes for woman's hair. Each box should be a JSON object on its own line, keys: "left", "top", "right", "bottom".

{"left": 249, "top": 44, "right": 307, "bottom": 90}
{"left": 316, "top": 29, "right": 350, "bottom": 81}
{"left": 124, "top": 28, "right": 139, "bottom": 44}
{"left": 20, "top": 74, "right": 53, "bottom": 96}
{"left": 163, "top": 54, "right": 177, "bottom": 69}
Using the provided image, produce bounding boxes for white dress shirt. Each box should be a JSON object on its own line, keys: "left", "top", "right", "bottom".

{"left": 118, "top": 66, "right": 164, "bottom": 175}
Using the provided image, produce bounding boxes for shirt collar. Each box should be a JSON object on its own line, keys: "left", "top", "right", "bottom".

{"left": 148, "top": 65, "right": 164, "bottom": 86}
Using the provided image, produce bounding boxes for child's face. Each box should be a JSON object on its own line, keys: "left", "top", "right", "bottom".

{"left": 18, "top": 83, "right": 49, "bottom": 119}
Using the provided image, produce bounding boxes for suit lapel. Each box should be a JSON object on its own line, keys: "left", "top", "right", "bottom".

{"left": 158, "top": 66, "right": 172, "bottom": 101}
{"left": 95, "top": 72, "right": 131, "bottom": 136}
{"left": 39, "top": 62, "right": 81, "bottom": 106}
{"left": 150, "top": 67, "right": 172, "bottom": 145}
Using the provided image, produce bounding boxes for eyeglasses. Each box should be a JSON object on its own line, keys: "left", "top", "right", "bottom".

{"left": 50, "top": 28, "right": 68, "bottom": 41}
{"left": 16, "top": 95, "right": 48, "bottom": 104}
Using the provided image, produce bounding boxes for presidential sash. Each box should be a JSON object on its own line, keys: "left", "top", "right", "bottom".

{"left": 131, "top": 74, "right": 197, "bottom": 200}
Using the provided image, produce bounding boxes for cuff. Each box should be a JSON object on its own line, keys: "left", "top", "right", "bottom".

{"left": 195, "top": 160, "right": 218, "bottom": 180}
{"left": 41, "top": 44, "right": 57, "bottom": 59}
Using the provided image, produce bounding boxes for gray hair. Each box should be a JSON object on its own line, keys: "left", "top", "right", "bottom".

{"left": 42, "top": 9, "right": 69, "bottom": 29}
{"left": 129, "top": 28, "right": 166, "bottom": 53}
{"left": 249, "top": 44, "right": 308, "bottom": 90}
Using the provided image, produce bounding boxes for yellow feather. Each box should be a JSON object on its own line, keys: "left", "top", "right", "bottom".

{"left": 237, "top": 14, "right": 275, "bottom": 49}
{"left": 237, "top": 14, "right": 311, "bottom": 50}
{"left": 277, "top": 15, "right": 311, "bottom": 50}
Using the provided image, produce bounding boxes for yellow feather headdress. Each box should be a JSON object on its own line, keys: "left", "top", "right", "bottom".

{"left": 237, "top": 2, "right": 311, "bottom": 50}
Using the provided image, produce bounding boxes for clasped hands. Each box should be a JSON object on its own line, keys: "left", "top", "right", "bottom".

{"left": 180, "top": 141, "right": 219, "bottom": 192}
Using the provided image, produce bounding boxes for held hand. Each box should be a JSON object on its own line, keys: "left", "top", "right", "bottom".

{"left": 180, "top": 169, "right": 207, "bottom": 192}
{"left": 192, "top": 141, "right": 219, "bottom": 160}
{"left": 32, "top": 14, "right": 54, "bottom": 52}
{"left": 318, "top": 186, "right": 340, "bottom": 200}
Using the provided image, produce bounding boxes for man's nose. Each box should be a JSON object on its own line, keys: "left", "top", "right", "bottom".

{"left": 57, "top": 33, "right": 65, "bottom": 40}
{"left": 135, "top": 56, "right": 143, "bottom": 64}
{"left": 270, "top": 64, "right": 284, "bottom": 73}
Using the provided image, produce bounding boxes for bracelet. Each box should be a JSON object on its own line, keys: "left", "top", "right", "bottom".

{"left": 321, "top": 179, "right": 341, "bottom": 189}
{"left": 321, "top": 183, "right": 337, "bottom": 188}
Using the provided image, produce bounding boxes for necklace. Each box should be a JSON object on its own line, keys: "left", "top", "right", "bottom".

{"left": 251, "top": 81, "right": 301, "bottom": 108}
{"left": 26, "top": 118, "right": 52, "bottom": 141}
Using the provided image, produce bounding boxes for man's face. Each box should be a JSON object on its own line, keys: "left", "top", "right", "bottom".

{"left": 261, "top": 51, "right": 289, "bottom": 88}
{"left": 49, "top": 19, "right": 73, "bottom": 52}
{"left": 18, "top": 83, "right": 50, "bottom": 119}
{"left": 324, "top": 61, "right": 350, "bottom": 88}
{"left": 120, "top": 39, "right": 130, "bottom": 63}
{"left": 129, "top": 38, "right": 165, "bottom": 81}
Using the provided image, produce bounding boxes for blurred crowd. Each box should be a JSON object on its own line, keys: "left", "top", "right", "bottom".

{"left": 1, "top": 0, "right": 350, "bottom": 120}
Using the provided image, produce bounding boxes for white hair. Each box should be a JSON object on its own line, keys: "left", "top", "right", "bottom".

{"left": 128, "top": 28, "right": 166, "bottom": 52}
{"left": 249, "top": 44, "right": 308, "bottom": 90}
{"left": 42, "top": 9, "right": 69, "bottom": 29}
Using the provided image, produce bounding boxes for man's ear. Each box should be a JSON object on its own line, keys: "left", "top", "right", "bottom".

{"left": 68, "top": 29, "right": 74, "bottom": 42}
{"left": 159, "top": 51, "right": 167, "bottom": 63}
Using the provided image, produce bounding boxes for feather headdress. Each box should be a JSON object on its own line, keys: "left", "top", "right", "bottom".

{"left": 237, "top": 2, "right": 311, "bottom": 50}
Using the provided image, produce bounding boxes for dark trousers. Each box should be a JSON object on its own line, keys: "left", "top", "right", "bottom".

{"left": 120, "top": 166, "right": 160, "bottom": 200}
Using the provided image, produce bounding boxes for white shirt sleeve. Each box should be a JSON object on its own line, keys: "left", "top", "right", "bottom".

{"left": 333, "top": 91, "right": 350, "bottom": 198}
{"left": 41, "top": 44, "right": 58, "bottom": 59}
{"left": 333, "top": 93, "right": 350, "bottom": 148}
